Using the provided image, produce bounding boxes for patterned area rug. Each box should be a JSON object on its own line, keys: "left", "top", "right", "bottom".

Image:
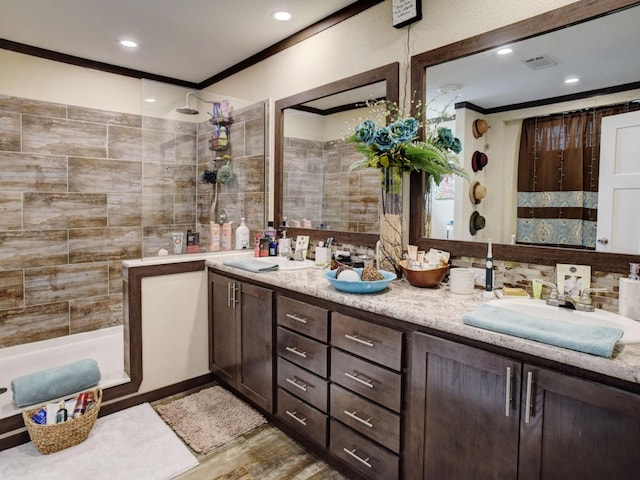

{"left": 156, "top": 386, "right": 267, "bottom": 454}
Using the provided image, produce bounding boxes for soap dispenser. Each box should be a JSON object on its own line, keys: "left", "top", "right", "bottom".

{"left": 235, "top": 217, "right": 250, "bottom": 249}
{"left": 619, "top": 262, "right": 640, "bottom": 320}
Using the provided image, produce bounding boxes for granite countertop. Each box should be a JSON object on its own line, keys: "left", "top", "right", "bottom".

{"left": 206, "top": 255, "right": 640, "bottom": 387}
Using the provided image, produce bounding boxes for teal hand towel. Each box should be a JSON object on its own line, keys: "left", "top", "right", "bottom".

{"left": 462, "top": 304, "right": 623, "bottom": 358}
{"left": 11, "top": 358, "right": 101, "bottom": 407}
{"left": 223, "top": 258, "right": 279, "bottom": 273}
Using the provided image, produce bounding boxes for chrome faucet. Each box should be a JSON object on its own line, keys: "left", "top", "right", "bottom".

{"left": 537, "top": 280, "right": 580, "bottom": 309}
{"left": 576, "top": 287, "right": 609, "bottom": 312}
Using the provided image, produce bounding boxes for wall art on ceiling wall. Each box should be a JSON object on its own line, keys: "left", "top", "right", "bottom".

{"left": 392, "top": 0, "right": 421, "bottom": 28}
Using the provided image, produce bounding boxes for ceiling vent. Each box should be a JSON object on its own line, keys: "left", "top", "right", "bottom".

{"left": 522, "top": 55, "right": 558, "bottom": 70}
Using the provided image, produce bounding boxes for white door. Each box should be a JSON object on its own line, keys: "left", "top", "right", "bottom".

{"left": 597, "top": 110, "right": 640, "bottom": 253}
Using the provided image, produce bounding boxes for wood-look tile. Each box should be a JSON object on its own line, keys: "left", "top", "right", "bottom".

{"left": 142, "top": 194, "right": 175, "bottom": 226}
{"left": 143, "top": 163, "right": 196, "bottom": 195}
{"left": 22, "top": 115, "right": 107, "bottom": 157}
{"left": 0, "top": 192, "right": 23, "bottom": 230}
{"left": 68, "top": 227, "right": 142, "bottom": 263}
{"left": 0, "top": 230, "right": 68, "bottom": 270}
{"left": 288, "top": 172, "right": 323, "bottom": 196}
{"left": 284, "top": 148, "right": 309, "bottom": 174}
{"left": 108, "top": 125, "right": 142, "bottom": 160}
{"left": 232, "top": 156, "right": 265, "bottom": 194}
{"left": 108, "top": 193, "right": 142, "bottom": 227}
{"left": 0, "top": 152, "right": 68, "bottom": 192}
{"left": 69, "top": 293, "right": 123, "bottom": 334}
{"left": 0, "top": 96, "right": 67, "bottom": 117}
{"left": 323, "top": 149, "right": 341, "bottom": 174}
{"left": 244, "top": 117, "right": 264, "bottom": 157}
{"left": 142, "top": 225, "right": 186, "bottom": 257}
{"left": 23, "top": 193, "right": 107, "bottom": 229}
{"left": 143, "top": 116, "right": 197, "bottom": 135}
{"left": 24, "top": 263, "right": 108, "bottom": 306}
{"left": 175, "top": 134, "right": 197, "bottom": 164}
{"left": 143, "top": 129, "right": 176, "bottom": 163}
{"left": 108, "top": 261, "right": 123, "bottom": 294}
{"left": 345, "top": 195, "right": 379, "bottom": 218}
{"left": 0, "top": 270, "right": 24, "bottom": 309}
{"left": 233, "top": 102, "right": 266, "bottom": 123}
{"left": 0, "top": 302, "right": 69, "bottom": 348}
{"left": 68, "top": 105, "right": 141, "bottom": 128}
{"left": 69, "top": 157, "right": 142, "bottom": 193}
{"left": 174, "top": 195, "right": 197, "bottom": 225}
{"left": 0, "top": 111, "right": 20, "bottom": 151}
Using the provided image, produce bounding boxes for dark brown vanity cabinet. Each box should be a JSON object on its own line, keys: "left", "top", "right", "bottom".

{"left": 208, "top": 271, "right": 274, "bottom": 413}
{"left": 275, "top": 295, "right": 330, "bottom": 447}
{"left": 329, "top": 312, "right": 403, "bottom": 480}
{"left": 406, "top": 332, "right": 640, "bottom": 480}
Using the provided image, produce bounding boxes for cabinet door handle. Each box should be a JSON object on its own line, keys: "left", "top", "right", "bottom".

{"left": 344, "top": 334, "right": 374, "bottom": 348}
{"left": 505, "top": 366, "right": 512, "bottom": 417}
{"left": 285, "top": 410, "right": 307, "bottom": 426}
{"left": 343, "top": 448, "right": 372, "bottom": 469}
{"left": 524, "top": 371, "right": 534, "bottom": 424}
{"left": 285, "top": 313, "right": 308, "bottom": 324}
{"left": 227, "top": 282, "right": 232, "bottom": 307}
{"left": 344, "top": 410, "right": 373, "bottom": 428}
{"left": 285, "top": 376, "right": 309, "bottom": 392}
{"left": 285, "top": 346, "right": 308, "bottom": 359}
{"left": 344, "top": 371, "right": 374, "bottom": 389}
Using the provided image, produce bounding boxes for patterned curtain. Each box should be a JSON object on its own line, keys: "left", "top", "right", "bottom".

{"left": 516, "top": 103, "right": 640, "bottom": 249}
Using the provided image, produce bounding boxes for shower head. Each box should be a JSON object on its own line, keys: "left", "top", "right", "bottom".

{"left": 175, "top": 92, "right": 214, "bottom": 115}
{"left": 176, "top": 105, "right": 199, "bottom": 115}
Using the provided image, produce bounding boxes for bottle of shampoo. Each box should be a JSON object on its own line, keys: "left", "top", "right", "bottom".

{"left": 221, "top": 222, "right": 232, "bottom": 250}
{"left": 235, "top": 217, "right": 250, "bottom": 249}
{"left": 210, "top": 222, "right": 221, "bottom": 252}
{"left": 484, "top": 238, "right": 494, "bottom": 297}
{"left": 264, "top": 221, "right": 277, "bottom": 240}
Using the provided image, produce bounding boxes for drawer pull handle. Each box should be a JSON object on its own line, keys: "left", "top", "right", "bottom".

{"left": 285, "top": 346, "right": 308, "bottom": 359}
{"left": 343, "top": 448, "right": 372, "bottom": 469}
{"left": 285, "top": 376, "right": 309, "bottom": 392}
{"left": 344, "top": 334, "right": 374, "bottom": 348}
{"left": 344, "top": 410, "right": 373, "bottom": 428}
{"left": 505, "top": 366, "right": 512, "bottom": 417}
{"left": 285, "top": 313, "right": 308, "bottom": 324}
{"left": 524, "top": 371, "right": 534, "bottom": 424}
{"left": 285, "top": 410, "right": 307, "bottom": 426}
{"left": 344, "top": 371, "right": 374, "bottom": 389}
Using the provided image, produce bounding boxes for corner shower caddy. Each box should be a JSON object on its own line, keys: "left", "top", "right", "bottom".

{"left": 209, "top": 102, "right": 233, "bottom": 151}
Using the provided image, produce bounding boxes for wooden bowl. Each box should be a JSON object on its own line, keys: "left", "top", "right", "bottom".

{"left": 400, "top": 260, "right": 448, "bottom": 288}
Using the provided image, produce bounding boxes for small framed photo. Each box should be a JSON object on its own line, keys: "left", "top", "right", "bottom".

{"left": 556, "top": 264, "right": 591, "bottom": 300}
{"left": 392, "top": 0, "right": 422, "bottom": 29}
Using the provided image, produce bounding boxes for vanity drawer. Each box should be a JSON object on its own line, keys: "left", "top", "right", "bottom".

{"left": 277, "top": 295, "right": 329, "bottom": 342}
{"left": 330, "top": 348, "right": 401, "bottom": 412}
{"left": 330, "top": 384, "right": 400, "bottom": 453}
{"left": 277, "top": 357, "right": 328, "bottom": 412}
{"left": 277, "top": 327, "right": 328, "bottom": 377}
{"left": 277, "top": 388, "right": 327, "bottom": 447}
{"left": 331, "top": 312, "right": 403, "bottom": 371}
{"left": 329, "top": 419, "right": 399, "bottom": 480}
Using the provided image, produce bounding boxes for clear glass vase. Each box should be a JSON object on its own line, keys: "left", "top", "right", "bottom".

{"left": 379, "top": 166, "right": 403, "bottom": 275}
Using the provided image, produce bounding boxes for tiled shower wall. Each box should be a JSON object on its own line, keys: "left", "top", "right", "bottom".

{"left": 283, "top": 137, "right": 379, "bottom": 232}
{"left": 0, "top": 95, "right": 266, "bottom": 348}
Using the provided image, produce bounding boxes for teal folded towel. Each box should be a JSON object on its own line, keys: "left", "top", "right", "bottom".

{"left": 223, "top": 258, "right": 279, "bottom": 273}
{"left": 462, "top": 304, "right": 623, "bottom": 358}
{"left": 11, "top": 359, "right": 101, "bottom": 408}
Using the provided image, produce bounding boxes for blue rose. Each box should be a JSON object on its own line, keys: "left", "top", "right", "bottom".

{"left": 451, "top": 138, "right": 462, "bottom": 154}
{"left": 373, "top": 126, "right": 396, "bottom": 151}
{"left": 437, "top": 127, "right": 455, "bottom": 148}
{"left": 354, "top": 119, "right": 377, "bottom": 145}
{"left": 388, "top": 118, "right": 418, "bottom": 144}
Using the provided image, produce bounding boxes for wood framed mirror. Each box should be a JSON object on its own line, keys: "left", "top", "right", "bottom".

{"left": 274, "top": 62, "right": 399, "bottom": 246}
{"left": 410, "top": 0, "right": 640, "bottom": 272}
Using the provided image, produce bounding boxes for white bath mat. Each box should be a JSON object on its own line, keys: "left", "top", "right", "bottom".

{"left": 0, "top": 402, "right": 198, "bottom": 479}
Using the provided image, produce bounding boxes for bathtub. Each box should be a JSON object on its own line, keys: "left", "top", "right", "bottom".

{"left": 0, "top": 325, "right": 129, "bottom": 419}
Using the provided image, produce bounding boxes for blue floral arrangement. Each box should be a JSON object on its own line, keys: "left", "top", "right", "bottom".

{"left": 348, "top": 101, "right": 467, "bottom": 185}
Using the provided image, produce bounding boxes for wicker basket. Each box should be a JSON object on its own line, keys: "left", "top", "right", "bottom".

{"left": 22, "top": 388, "right": 102, "bottom": 454}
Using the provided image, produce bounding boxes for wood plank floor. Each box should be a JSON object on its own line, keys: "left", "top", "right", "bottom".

{"left": 151, "top": 386, "right": 347, "bottom": 480}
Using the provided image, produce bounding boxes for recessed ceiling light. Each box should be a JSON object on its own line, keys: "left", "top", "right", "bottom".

{"left": 120, "top": 40, "right": 138, "bottom": 48}
{"left": 497, "top": 47, "right": 513, "bottom": 55}
{"left": 144, "top": 98, "right": 156, "bottom": 103}
{"left": 565, "top": 77, "right": 580, "bottom": 84}
{"left": 273, "top": 11, "right": 292, "bottom": 21}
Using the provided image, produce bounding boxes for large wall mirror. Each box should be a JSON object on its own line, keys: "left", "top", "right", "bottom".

{"left": 411, "top": 0, "right": 640, "bottom": 272}
{"left": 274, "top": 63, "right": 399, "bottom": 246}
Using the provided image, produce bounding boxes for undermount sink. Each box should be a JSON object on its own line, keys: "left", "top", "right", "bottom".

{"left": 253, "top": 256, "right": 316, "bottom": 270}
{"left": 485, "top": 298, "right": 640, "bottom": 344}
